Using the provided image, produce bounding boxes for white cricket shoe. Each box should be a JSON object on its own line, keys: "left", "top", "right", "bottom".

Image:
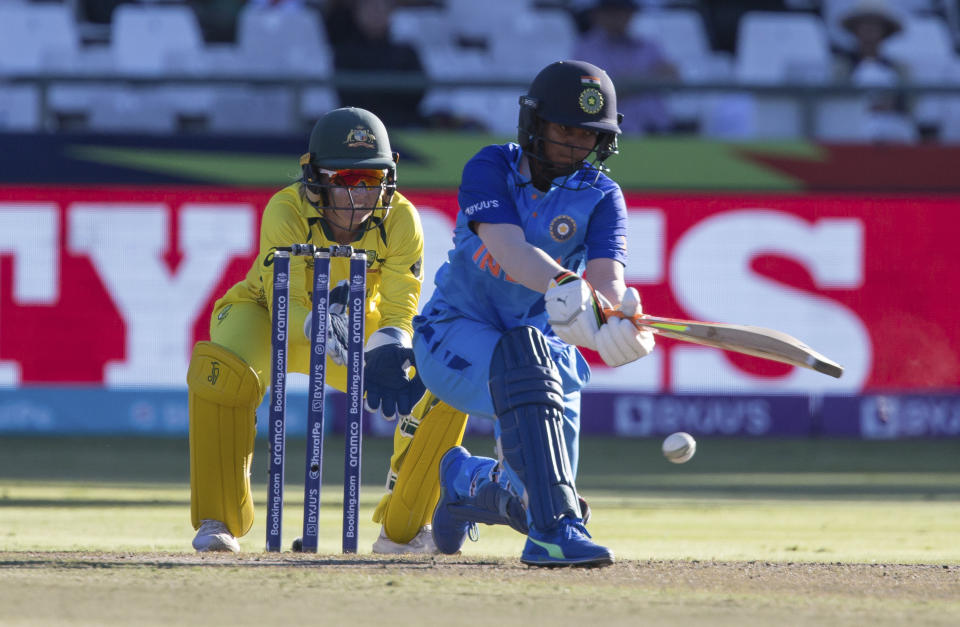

{"left": 371, "top": 525, "right": 439, "bottom": 554}
{"left": 192, "top": 519, "right": 241, "bottom": 553}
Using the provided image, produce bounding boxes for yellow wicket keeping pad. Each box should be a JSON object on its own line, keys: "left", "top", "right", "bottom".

{"left": 188, "top": 341, "right": 263, "bottom": 537}
{"left": 373, "top": 393, "right": 468, "bottom": 543}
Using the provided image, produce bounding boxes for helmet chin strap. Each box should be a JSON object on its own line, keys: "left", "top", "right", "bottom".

{"left": 525, "top": 132, "right": 603, "bottom": 192}
{"left": 527, "top": 153, "right": 578, "bottom": 192}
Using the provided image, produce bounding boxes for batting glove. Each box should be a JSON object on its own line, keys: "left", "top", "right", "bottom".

{"left": 544, "top": 271, "right": 606, "bottom": 350}
{"left": 595, "top": 287, "right": 656, "bottom": 367}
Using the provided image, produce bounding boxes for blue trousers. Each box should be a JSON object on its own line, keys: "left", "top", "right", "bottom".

{"left": 412, "top": 304, "right": 590, "bottom": 478}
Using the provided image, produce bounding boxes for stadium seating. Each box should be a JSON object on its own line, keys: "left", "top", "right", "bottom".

{"left": 882, "top": 14, "right": 957, "bottom": 135}
{"left": 30, "top": 4, "right": 208, "bottom": 134}
{"left": 102, "top": 4, "right": 212, "bottom": 133}
{"left": 629, "top": 9, "right": 716, "bottom": 78}
{"left": 0, "top": 3, "right": 87, "bottom": 75}
{"left": 0, "top": 2, "right": 113, "bottom": 130}
{"left": 234, "top": 5, "right": 336, "bottom": 132}
{"left": 0, "top": 2, "right": 57, "bottom": 130}
{"left": 491, "top": 9, "right": 576, "bottom": 80}
{"left": 389, "top": 6, "right": 448, "bottom": 50}
{"left": 0, "top": 86, "right": 41, "bottom": 131}
{"left": 736, "top": 12, "right": 832, "bottom": 85}
{"left": 939, "top": 58, "right": 960, "bottom": 142}
{"left": 815, "top": 59, "right": 917, "bottom": 143}
{"left": 0, "top": 1, "right": 955, "bottom": 140}
{"left": 111, "top": 4, "right": 207, "bottom": 75}
{"left": 629, "top": 9, "right": 734, "bottom": 133}
{"left": 235, "top": 5, "right": 332, "bottom": 78}
{"left": 208, "top": 87, "right": 299, "bottom": 135}
{"left": 84, "top": 87, "right": 180, "bottom": 134}
{"left": 882, "top": 14, "right": 955, "bottom": 78}
{"left": 410, "top": 3, "right": 575, "bottom": 133}
{"left": 735, "top": 11, "right": 832, "bottom": 138}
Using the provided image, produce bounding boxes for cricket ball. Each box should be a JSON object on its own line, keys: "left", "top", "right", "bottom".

{"left": 292, "top": 537, "right": 303, "bottom": 552}
{"left": 662, "top": 432, "right": 696, "bottom": 464}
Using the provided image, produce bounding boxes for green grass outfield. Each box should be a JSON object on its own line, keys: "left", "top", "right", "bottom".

{"left": 1, "top": 436, "right": 958, "bottom": 625}
{"left": 1, "top": 436, "right": 959, "bottom": 561}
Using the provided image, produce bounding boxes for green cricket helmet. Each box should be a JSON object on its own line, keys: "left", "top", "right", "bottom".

{"left": 300, "top": 107, "right": 399, "bottom": 228}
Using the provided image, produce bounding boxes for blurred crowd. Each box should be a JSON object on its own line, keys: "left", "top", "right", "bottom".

{"left": 3, "top": 0, "right": 960, "bottom": 141}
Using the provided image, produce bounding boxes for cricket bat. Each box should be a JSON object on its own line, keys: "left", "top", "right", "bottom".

{"left": 607, "top": 311, "right": 844, "bottom": 379}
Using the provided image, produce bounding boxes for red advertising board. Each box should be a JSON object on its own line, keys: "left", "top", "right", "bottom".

{"left": 0, "top": 186, "right": 957, "bottom": 393}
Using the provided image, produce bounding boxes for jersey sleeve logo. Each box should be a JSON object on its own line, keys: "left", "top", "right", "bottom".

{"left": 463, "top": 199, "right": 499, "bottom": 216}
{"left": 549, "top": 215, "right": 577, "bottom": 242}
{"left": 216, "top": 304, "right": 232, "bottom": 324}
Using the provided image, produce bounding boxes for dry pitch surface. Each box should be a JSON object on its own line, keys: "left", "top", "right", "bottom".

{"left": 2, "top": 437, "right": 958, "bottom": 625}
{"left": 1, "top": 552, "right": 958, "bottom": 626}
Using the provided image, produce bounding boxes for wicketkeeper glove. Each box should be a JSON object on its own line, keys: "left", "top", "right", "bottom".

{"left": 363, "top": 327, "right": 426, "bottom": 421}
{"left": 303, "top": 279, "right": 350, "bottom": 366}
{"left": 594, "top": 287, "right": 656, "bottom": 367}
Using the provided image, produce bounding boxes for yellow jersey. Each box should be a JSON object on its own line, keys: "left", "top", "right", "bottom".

{"left": 216, "top": 183, "right": 424, "bottom": 355}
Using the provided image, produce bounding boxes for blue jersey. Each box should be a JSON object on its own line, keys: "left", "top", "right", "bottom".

{"left": 429, "top": 143, "right": 627, "bottom": 332}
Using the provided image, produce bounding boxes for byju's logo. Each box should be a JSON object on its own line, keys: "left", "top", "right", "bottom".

{"left": 860, "top": 395, "right": 960, "bottom": 439}
{"left": 463, "top": 199, "right": 499, "bottom": 216}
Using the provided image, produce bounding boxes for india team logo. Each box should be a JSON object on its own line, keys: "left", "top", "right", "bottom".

{"left": 344, "top": 126, "right": 376, "bottom": 148}
{"left": 579, "top": 88, "right": 603, "bottom": 115}
{"left": 550, "top": 215, "right": 577, "bottom": 242}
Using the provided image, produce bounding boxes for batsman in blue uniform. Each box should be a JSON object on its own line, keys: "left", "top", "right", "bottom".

{"left": 415, "top": 60, "right": 656, "bottom": 567}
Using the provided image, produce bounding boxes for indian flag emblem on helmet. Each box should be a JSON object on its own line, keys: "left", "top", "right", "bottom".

{"left": 344, "top": 126, "right": 376, "bottom": 148}
{"left": 579, "top": 88, "right": 603, "bottom": 115}
{"left": 550, "top": 215, "right": 577, "bottom": 242}
{"left": 580, "top": 75, "right": 602, "bottom": 87}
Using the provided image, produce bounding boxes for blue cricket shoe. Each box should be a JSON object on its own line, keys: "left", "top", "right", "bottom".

{"left": 432, "top": 446, "right": 475, "bottom": 554}
{"left": 521, "top": 517, "right": 614, "bottom": 568}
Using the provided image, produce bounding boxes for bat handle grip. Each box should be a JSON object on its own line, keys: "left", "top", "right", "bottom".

{"left": 602, "top": 308, "right": 646, "bottom": 329}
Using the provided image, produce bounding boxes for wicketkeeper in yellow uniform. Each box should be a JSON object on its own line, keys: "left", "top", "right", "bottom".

{"left": 187, "top": 107, "right": 467, "bottom": 553}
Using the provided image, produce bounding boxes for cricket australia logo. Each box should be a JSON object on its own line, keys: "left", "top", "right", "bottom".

{"left": 359, "top": 248, "right": 378, "bottom": 269}
{"left": 344, "top": 126, "right": 376, "bottom": 149}
{"left": 578, "top": 88, "right": 603, "bottom": 115}
{"left": 550, "top": 215, "right": 577, "bottom": 242}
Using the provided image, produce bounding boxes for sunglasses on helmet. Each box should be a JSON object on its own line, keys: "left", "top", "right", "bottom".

{"left": 298, "top": 154, "right": 387, "bottom": 187}
{"left": 325, "top": 169, "right": 386, "bottom": 188}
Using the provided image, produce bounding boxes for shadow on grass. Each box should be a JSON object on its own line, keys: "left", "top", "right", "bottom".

{"left": 1, "top": 436, "right": 957, "bottom": 501}
{"left": 0, "top": 499, "right": 189, "bottom": 508}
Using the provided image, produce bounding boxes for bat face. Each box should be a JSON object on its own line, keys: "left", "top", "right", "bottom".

{"left": 608, "top": 311, "right": 844, "bottom": 379}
